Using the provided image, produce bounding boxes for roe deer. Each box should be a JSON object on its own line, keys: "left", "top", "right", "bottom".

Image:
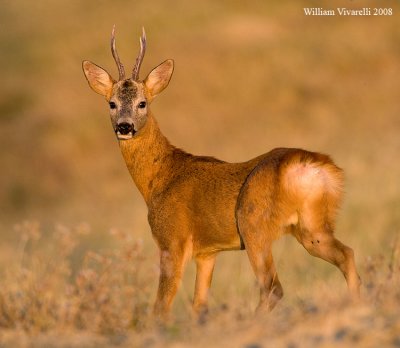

{"left": 82, "top": 27, "right": 361, "bottom": 320}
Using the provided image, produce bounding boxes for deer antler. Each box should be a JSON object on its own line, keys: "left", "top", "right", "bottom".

{"left": 111, "top": 25, "right": 125, "bottom": 81}
{"left": 132, "top": 27, "right": 147, "bottom": 81}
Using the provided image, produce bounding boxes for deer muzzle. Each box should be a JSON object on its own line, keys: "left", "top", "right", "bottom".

{"left": 116, "top": 121, "right": 136, "bottom": 140}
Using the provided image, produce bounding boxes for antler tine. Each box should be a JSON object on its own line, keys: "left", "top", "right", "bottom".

{"left": 111, "top": 25, "right": 125, "bottom": 80}
{"left": 132, "top": 27, "right": 147, "bottom": 81}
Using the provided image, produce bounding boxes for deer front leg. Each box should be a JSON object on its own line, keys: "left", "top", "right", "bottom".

{"left": 153, "top": 248, "right": 187, "bottom": 321}
{"left": 193, "top": 254, "right": 216, "bottom": 319}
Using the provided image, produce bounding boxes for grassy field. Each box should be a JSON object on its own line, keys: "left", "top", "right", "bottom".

{"left": 1, "top": 0, "right": 400, "bottom": 346}
{"left": 0, "top": 223, "right": 399, "bottom": 347}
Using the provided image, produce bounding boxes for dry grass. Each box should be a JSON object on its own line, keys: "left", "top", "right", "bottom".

{"left": 0, "top": 222, "right": 153, "bottom": 335}
{"left": 0, "top": 222, "right": 399, "bottom": 347}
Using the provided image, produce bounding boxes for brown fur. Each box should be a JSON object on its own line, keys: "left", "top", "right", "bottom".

{"left": 82, "top": 30, "right": 361, "bottom": 321}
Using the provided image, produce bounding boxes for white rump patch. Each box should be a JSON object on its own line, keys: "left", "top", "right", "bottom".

{"left": 284, "top": 163, "right": 327, "bottom": 197}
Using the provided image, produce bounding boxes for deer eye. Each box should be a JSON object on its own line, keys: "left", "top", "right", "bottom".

{"left": 109, "top": 101, "right": 116, "bottom": 109}
{"left": 138, "top": 101, "right": 146, "bottom": 109}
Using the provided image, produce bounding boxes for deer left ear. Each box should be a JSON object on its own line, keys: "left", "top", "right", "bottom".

{"left": 144, "top": 59, "right": 174, "bottom": 102}
{"left": 82, "top": 60, "right": 115, "bottom": 98}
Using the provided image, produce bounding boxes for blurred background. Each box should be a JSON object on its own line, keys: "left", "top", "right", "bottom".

{"left": 0, "top": 0, "right": 399, "bottom": 308}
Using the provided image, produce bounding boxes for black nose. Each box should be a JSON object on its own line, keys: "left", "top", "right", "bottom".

{"left": 117, "top": 122, "right": 133, "bottom": 135}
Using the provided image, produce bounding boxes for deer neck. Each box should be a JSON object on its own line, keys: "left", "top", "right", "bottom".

{"left": 118, "top": 112, "right": 177, "bottom": 205}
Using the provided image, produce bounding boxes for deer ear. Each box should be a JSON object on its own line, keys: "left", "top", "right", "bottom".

{"left": 144, "top": 59, "right": 174, "bottom": 101}
{"left": 82, "top": 61, "right": 115, "bottom": 97}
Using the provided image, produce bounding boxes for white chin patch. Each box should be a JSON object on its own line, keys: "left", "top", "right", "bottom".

{"left": 116, "top": 132, "right": 133, "bottom": 140}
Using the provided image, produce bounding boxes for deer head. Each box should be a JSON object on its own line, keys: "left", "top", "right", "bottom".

{"left": 82, "top": 26, "right": 174, "bottom": 140}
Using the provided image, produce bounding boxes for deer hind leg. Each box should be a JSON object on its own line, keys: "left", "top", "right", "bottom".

{"left": 236, "top": 162, "right": 284, "bottom": 312}
{"left": 238, "top": 215, "right": 283, "bottom": 311}
{"left": 244, "top": 236, "right": 283, "bottom": 312}
{"left": 193, "top": 254, "right": 216, "bottom": 320}
{"left": 251, "top": 245, "right": 283, "bottom": 312}
{"left": 295, "top": 200, "right": 361, "bottom": 299}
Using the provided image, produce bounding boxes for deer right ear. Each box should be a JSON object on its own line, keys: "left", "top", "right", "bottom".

{"left": 82, "top": 61, "right": 115, "bottom": 97}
